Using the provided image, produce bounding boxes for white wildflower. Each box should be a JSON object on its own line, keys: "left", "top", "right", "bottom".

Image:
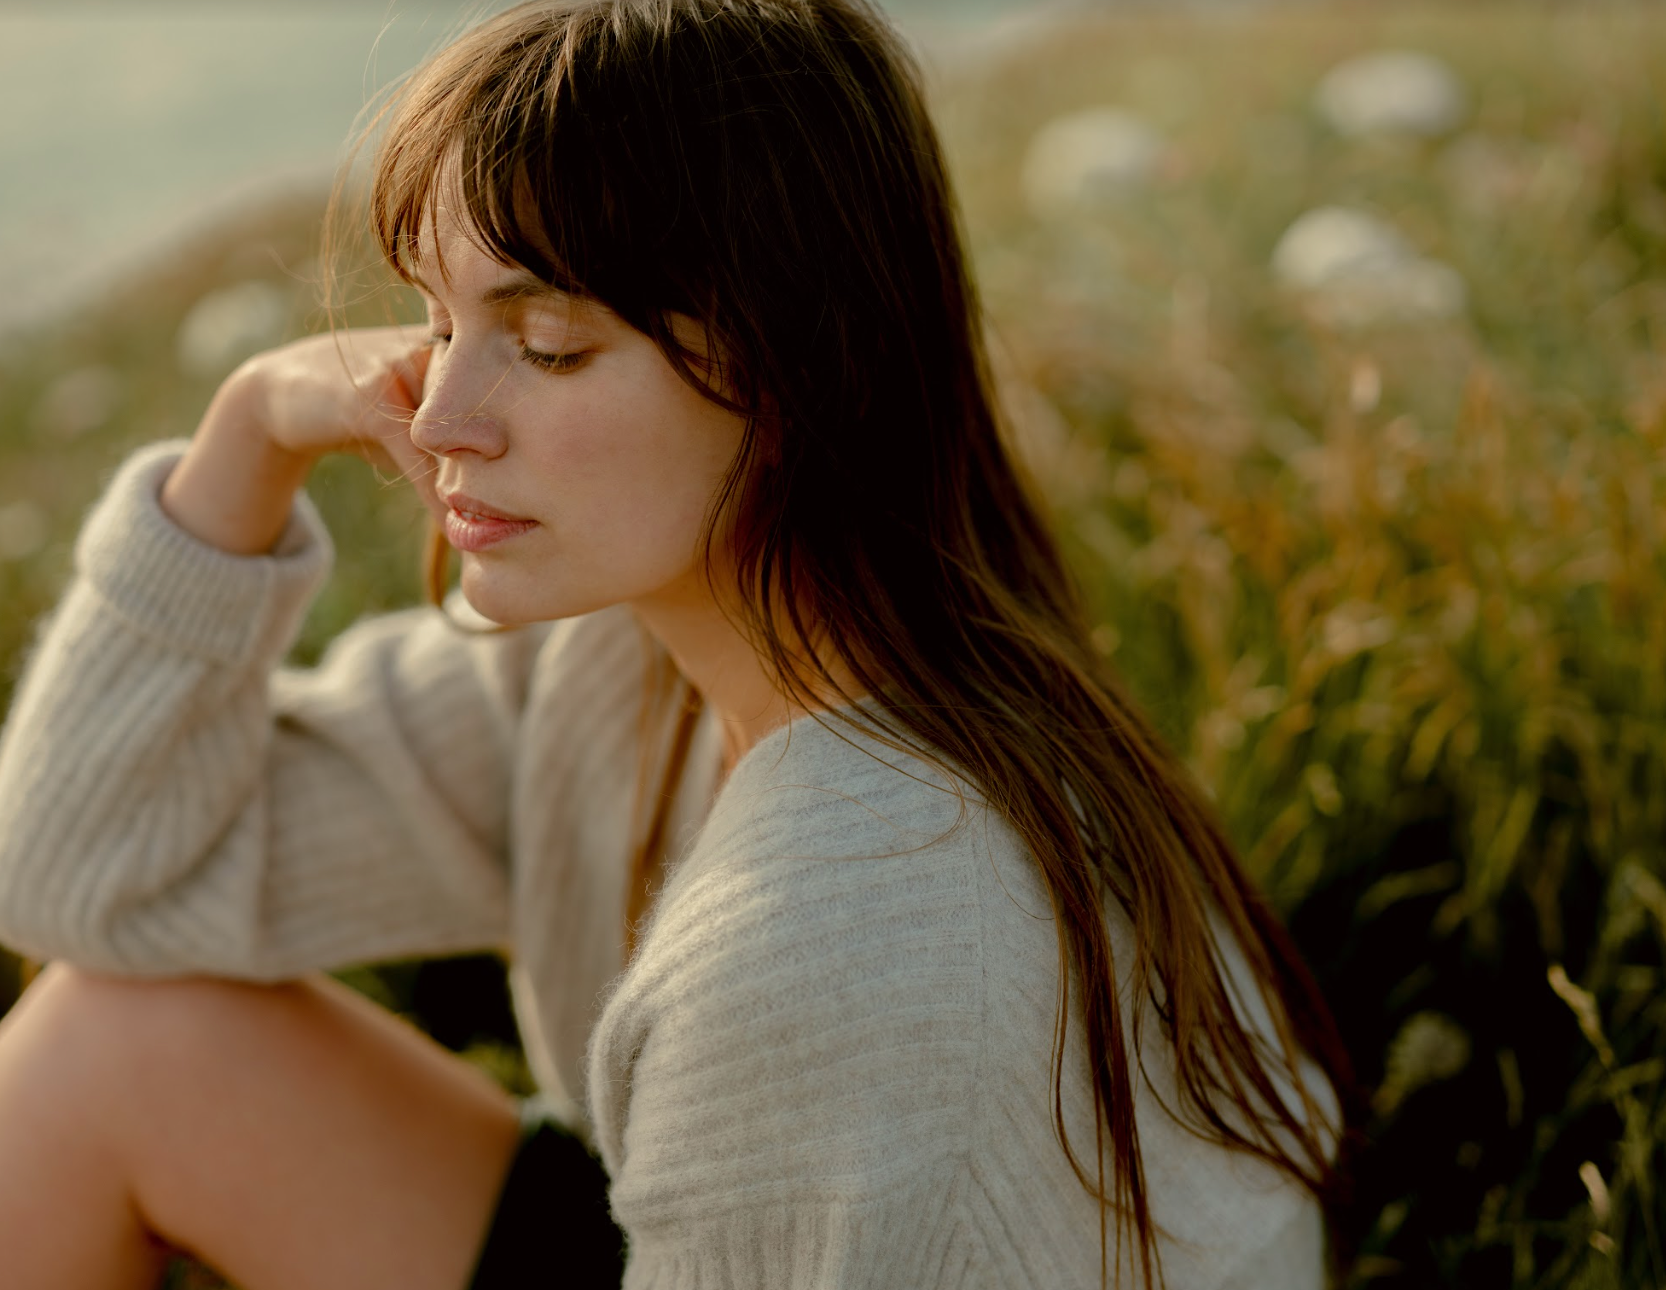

{"left": 1021, "top": 108, "right": 1164, "bottom": 219}
{"left": 176, "top": 280, "right": 291, "bottom": 380}
{"left": 1272, "top": 206, "right": 1466, "bottom": 327}
{"left": 1316, "top": 50, "right": 1467, "bottom": 140}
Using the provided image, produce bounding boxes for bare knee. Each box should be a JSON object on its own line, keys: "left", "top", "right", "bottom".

{"left": 7, "top": 961, "right": 290, "bottom": 1067}
{"left": 0, "top": 964, "right": 183, "bottom": 1290}
{"left": 1, "top": 962, "right": 167, "bottom": 1093}
{"left": 2, "top": 963, "right": 521, "bottom": 1289}
{"left": 11, "top": 957, "right": 260, "bottom": 1022}
{"left": 0, "top": 963, "right": 313, "bottom": 1135}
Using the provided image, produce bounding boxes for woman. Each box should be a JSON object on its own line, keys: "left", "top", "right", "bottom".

{"left": 0, "top": 1, "right": 1355, "bottom": 1286}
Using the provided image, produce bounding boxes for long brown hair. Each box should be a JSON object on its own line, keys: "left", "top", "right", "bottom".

{"left": 340, "top": 1, "right": 1362, "bottom": 1281}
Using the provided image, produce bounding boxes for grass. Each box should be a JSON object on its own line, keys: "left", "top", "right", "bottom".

{"left": 2, "top": 5, "right": 1663, "bottom": 1287}
{"left": 939, "top": 6, "right": 1666, "bottom": 1286}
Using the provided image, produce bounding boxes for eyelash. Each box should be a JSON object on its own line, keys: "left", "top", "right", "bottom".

{"left": 518, "top": 345, "right": 586, "bottom": 373}
{"left": 427, "top": 332, "right": 585, "bottom": 374}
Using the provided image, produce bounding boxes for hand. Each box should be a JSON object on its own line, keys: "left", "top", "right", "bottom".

{"left": 162, "top": 326, "right": 441, "bottom": 555}
{"left": 252, "top": 326, "right": 441, "bottom": 517}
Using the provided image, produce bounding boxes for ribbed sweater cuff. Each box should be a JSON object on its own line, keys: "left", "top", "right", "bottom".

{"left": 73, "top": 439, "right": 334, "bottom": 666}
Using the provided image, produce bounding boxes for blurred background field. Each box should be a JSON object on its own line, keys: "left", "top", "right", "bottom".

{"left": 1, "top": 3, "right": 1664, "bottom": 1288}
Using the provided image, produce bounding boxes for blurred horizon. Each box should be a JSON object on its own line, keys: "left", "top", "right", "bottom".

{"left": 0, "top": 0, "right": 1643, "bottom": 339}
{"left": 0, "top": 0, "right": 1092, "bottom": 338}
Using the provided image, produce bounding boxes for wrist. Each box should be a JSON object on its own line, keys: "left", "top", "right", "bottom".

{"left": 160, "top": 366, "right": 316, "bottom": 555}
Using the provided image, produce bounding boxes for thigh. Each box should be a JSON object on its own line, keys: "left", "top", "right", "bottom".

{"left": 63, "top": 967, "right": 522, "bottom": 1290}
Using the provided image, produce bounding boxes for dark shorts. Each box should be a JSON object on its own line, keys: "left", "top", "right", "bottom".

{"left": 466, "top": 1102, "right": 626, "bottom": 1289}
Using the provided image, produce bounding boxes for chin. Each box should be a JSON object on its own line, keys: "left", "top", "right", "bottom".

{"left": 455, "top": 568, "right": 540, "bottom": 628}
{"left": 456, "top": 564, "right": 613, "bottom": 628}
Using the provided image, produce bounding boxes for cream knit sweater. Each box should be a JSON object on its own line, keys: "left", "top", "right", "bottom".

{"left": 0, "top": 442, "right": 1335, "bottom": 1289}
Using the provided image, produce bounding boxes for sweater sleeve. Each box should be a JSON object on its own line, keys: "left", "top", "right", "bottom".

{"left": 589, "top": 813, "right": 989, "bottom": 1288}
{"left": 0, "top": 441, "right": 535, "bottom": 978}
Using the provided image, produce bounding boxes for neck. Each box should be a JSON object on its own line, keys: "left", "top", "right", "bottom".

{"left": 629, "top": 583, "right": 859, "bottom": 780}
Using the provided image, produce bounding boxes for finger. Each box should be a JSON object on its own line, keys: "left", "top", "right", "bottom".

{"left": 384, "top": 341, "right": 433, "bottom": 416}
{"left": 334, "top": 326, "right": 427, "bottom": 396}
{"left": 374, "top": 423, "right": 445, "bottom": 518}
{"left": 368, "top": 343, "right": 434, "bottom": 427}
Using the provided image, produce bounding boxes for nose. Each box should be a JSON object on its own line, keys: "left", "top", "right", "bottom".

{"left": 408, "top": 345, "right": 510, "bottom": 459}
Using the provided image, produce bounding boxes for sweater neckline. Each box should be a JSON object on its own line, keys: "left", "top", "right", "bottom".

{"left": 713, "top": 690, "right": 884, "bottom": 789}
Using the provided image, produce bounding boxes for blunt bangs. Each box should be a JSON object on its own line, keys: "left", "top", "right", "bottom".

{"left": 370, "top": 5, "right": 600, "bottom": 304}
{"left": 361, "top": 0, "right": 952, "bottom": 430}
{"left": 367, "top": 0, "right": 746, "bottom": 401}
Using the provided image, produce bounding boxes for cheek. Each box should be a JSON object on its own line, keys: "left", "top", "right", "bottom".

{"left": 646, "top": 400, "right": 748, "bottom": 551}
{"left": 562, "top": 384, "right": 743, "bottom": 521}
{"left": 523, "top": 424, "right": 702, "bottom": 584}
{"left": 604, "top": 450, "right": 729, "bottom": 563}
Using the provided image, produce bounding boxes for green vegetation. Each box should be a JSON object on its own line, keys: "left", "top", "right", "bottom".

{"left": 3, "top": 6, "right": 1663, "bottom": 1288}
{"left": 946, "top": 7, "right": 1666, "bottom": 1286}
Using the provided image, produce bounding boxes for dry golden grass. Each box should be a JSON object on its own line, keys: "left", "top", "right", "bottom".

{"left": 937, "top": 6, "right": 1666, "bottom": 1284}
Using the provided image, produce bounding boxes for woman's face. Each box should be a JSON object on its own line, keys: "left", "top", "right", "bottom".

{"left": 408, "top": 203, "right": 747, "bottom": 626}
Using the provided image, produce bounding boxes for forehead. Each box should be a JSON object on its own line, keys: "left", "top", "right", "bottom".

{"left": 409, "top": 198, "right": 595, "bottom": 315}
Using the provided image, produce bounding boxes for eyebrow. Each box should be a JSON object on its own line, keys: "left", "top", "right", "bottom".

{"left": 482, "top": 276, "right": 572, "bottom": 308}
{"left": 409, "top": 269, "right": 576, "bottom": 310}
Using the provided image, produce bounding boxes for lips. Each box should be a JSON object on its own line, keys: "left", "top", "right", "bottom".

{"left": 441, "top": 491, "right": 534, "bottom": 523}
{"left": 440, "top": 491, "right": 539, "bottom": 553}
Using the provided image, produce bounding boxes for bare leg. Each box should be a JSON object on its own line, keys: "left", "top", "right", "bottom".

{"left": 0, "top": 963, "right": 522, "bottom": 1290}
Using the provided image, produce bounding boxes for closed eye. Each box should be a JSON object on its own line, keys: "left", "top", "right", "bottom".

{"left": 425, "top": 319, "right": 584, "bottom": 375}
{"left": 520, "top": 345, "right": 588, "bottom": 373}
